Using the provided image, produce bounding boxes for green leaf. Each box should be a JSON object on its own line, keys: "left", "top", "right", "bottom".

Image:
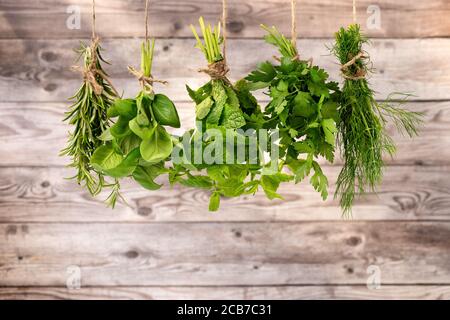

{"left": 196, "top": 96, "right": 214, "bottom": 120}
{"left": 208, "top": 192, "right": 221, "bottom": 212}
{"left": 293, "top": 92, "right": 316, "bottom": 117}
{"left": 321, "top": 101, "right": 339, "bottom": 121}
{"left": 98, "top": 128, "right": 113, "bottom": 141}
{"left": 261, "top": 175, "right": 283, "bottom": 200}
{"left": 140, "top": 125, "right": 173, "bottom": 163}
{"left": 310, "top": 162, "right": 328, "bottom": 200}
{"left": 132, "top": 165, "right": 162, "bottom": 190}
{"left": 120, "top": 133, "right": 141, "bottom": 154}
{"left": 212, "top": 81, "right": 228, "bottom": 109}
{"left": 246, "top": 61, "right": 276, "bottom": 83}
{"left": 110, "top": 116, "right": 132, "bottom": 139}
{"left": 180, "top": 174, "right": 213, "bottom": 189}
{"left": 104, "top": 148, "right": 141, "bottom": 178}
{"left": 206, "top": 103, "right": 224, "bottom": 125}
{"left": 108, "top": 99, "right": 137, "bottom": 119}
{"left": 288, "top": 159, "right": 312, "bottom": 184}
{"left": 222, "top": 104, "right": 246, "bottom": 129}
{"left": 322, "top": 118, "right": 337, "bottom": 146}
{"left": 90, "top": 144, "right": 123, "bottom": 172}
{"left": 129, "top": 117, "right": 153, "bottom": 140}
{"left": 152, "top": 94, "right": 181, "bottom": 128}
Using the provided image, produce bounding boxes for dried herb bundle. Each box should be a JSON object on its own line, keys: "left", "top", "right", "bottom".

{"left": 332, "top": 24, "right": 423, "bottom": 216}
{"left": 246, "top": 25, "right": 340, "bottom": 200}
{"left": 61, "top": 38, "right": 120, "bottom": 202}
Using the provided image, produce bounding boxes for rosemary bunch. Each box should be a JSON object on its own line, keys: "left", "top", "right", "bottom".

{"left": 332, "top": 24, "right": 423, "bottom": 216}
{"left": 61, "top": 39, "right": 120, "bottom": 204}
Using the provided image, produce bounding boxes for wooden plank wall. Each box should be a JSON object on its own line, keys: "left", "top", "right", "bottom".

{"left": 0, "top": 0, "right": 449, "bottom": 300}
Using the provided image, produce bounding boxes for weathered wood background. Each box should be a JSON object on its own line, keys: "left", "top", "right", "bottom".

{"left": 1, "top": 0, "right": 449, "bottom": 300}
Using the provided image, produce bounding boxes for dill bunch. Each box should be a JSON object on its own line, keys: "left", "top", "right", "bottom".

{"left": 61, "top": 39, "right": 120, "bottom": 203}
{"left": 332, "top": 24, "right": 423, "bottom": 216}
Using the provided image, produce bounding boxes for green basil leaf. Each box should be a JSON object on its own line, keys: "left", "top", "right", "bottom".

{"left": 90, "top": 144, "right": 123, "bottom": 172}
{"left": 110, "top": 116, "right": 132, "bottom": 139}
{"left": 132, "top": 165, "right": 162, "bottom": 190}
{"left": 140, "top": 125, "right": 173, "bottom": 163}
{"left": 109, "top": 99, "right": 137, "bottom": 120}
{"left": 129, "top": 117, "right": 153, "bottom": 140}
{"left": 152, "top": 94, "right": 181, "bottom": 128}
{"left": 104, "top": 148, "right": 141, "bottom": 178}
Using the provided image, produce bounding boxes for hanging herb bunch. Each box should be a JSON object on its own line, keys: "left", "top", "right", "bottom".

{"left": 245, "top": 25, "right": 340, "bottom": 200}
{"left": 89, "top": 38, "right": 181, "bottom": 205}
{"left": 168, "top": 17, "right": 294, "bottom": 211}
{"left": 61, "top": 34, "right": 121, "bottom": 204}
{"left": 332, "top": 23, "right": 423, "bottom": 215}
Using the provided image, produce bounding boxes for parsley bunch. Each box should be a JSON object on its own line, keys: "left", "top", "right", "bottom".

{"left": 246, "top": 25, "right": 341, "bottom": 200}
{"left": 332, "top": 24, "right": 423, "bottom": 216}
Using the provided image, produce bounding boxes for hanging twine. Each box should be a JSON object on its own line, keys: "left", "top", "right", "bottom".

{"left": 198, "top": 0, "right": 231, "bottom": 83}
{"left": 72, "top": 1, "right": 118, "bottom": 96}
{"left": 353, "top": 0, "right": 357, "bottom": 23}
{"left": 128, "top": 66, "right": 168, "bottom": 88}
{"left": 291, "top": 0, "right": 297, "bottom": 50}
{"left": 128, "top": 0, "right": 168, "bottom": 89}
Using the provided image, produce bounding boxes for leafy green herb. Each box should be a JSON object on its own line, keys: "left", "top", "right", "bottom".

{"left": 332, "top": 24, "right": 423, "bottom": 216}
{"left": 246, "top": 25, "right": 340, "bottom": 199}
{"left": 90, "top": 38, "right": 180, "bottom": 206}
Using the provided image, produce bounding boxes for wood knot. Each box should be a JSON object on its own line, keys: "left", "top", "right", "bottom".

{"left": 125, "top": 250, "right": 139, "bottom": 259}
{"left": 346, "top": 236, "right": 362, "bottom": 246}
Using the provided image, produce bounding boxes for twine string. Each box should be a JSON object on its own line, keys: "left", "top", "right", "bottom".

{"left": 145, "top": 0, "right": 149, "bottom": 42}
{"left": 291, "top": 0, "right": 297, "bottom": 49}
{"left": 341, "top": 51, "right": 367, "bottom": 80}
{"left": 92, "top": 0, "right": 96, "bottom": 39}
{"left": 222, "top": 0, "right": 228, "bottom": 62}
{"left": 353, "top": 0, "right": 357, "bottom": 23}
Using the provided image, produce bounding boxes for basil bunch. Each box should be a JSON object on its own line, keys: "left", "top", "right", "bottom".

{"left": 246, "top": 25, "right": 341, "bottom": 200}
{"left": 90, "top": 39, "right": 180, "bottom": 203}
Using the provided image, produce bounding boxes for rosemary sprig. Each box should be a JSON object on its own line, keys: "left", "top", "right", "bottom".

{"left": 61, "top": 39, "right": 121, "bottom": 207}
{"left": 332, "top": 24, "right": 423, "bottom": 216}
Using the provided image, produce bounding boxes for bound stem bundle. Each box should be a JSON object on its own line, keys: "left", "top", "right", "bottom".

{"left": 332, "top": 24, "right": 423, "bottom": 216}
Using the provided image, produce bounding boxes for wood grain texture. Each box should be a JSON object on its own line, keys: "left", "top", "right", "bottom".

{"left": 1, "top": 286, "right": 449, "bottom": 300}
{"left": 0, "top": 100, "right": 442, "bottom": 167}
{"left": 0, "top": 222, "right": 449, "bottom": 286}
{"left": 1, "top": 0, "right": 449, "bottom": 39}
{"left": 1, "top": 38, "right": 450, "bottom": 102}
{"left": 1, "top": 166, "right": 450, "bottom": 223}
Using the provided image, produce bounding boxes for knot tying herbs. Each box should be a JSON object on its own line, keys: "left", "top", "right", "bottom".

{"left": 341, "top": 51, "right": 367, "bottom": 80}
{"left": 128, "top": 66, "right": 168, "bottom": 90}
{"left": 198, "top": 60, "right": 231, "bottom": 84}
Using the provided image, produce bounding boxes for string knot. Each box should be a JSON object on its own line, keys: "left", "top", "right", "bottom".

{"left": 341, "top": 51, "right": 367, "bottom": 80}
{"left": 128, "top": 66, "right": 168, "bottom": 90}
{"left": 71, "top": 37, "right": 104, "bottom": 95}
{"left": 198, "top": 59, "right": 230, "bottom": 83}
